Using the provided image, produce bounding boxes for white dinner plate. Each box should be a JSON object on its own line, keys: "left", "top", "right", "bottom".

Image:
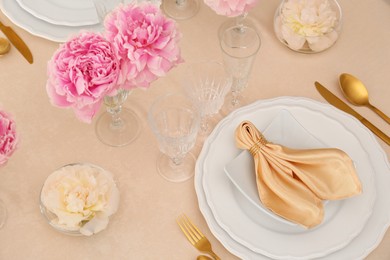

{"left": 15, "top": 0, "right": 98, "bottom": 27}
{"left": 0, "top": 0, "right": 102, "bottom": 42}
{"left": 201, "top": 101, "right": 375, "bottom": 259}
{"left": 195, "top": 96, "right": 390, "bottom": 260}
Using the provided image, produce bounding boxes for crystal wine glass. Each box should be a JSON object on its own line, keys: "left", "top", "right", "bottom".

{"left": 162, "top": 0, "right": 200, "bottom": 20}
{"left": 183, "top": 61, "right": 232, "bottom": 134}
{"left": 148, "top": 93, "right": 200, "bottom": 182}
{"left": 220, "top": 25, "right": 261, "bottom": 110}
{"left": 95, "top": 89, "right": 141, "bottom": 147}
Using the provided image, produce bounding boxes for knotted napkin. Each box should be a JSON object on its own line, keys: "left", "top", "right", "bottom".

{"left": 235, "top": 121, "right": 362, "bottom": 228}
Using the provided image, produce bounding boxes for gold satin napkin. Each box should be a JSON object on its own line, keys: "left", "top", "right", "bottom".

{"left": 235, "top": 120, "right": 362, "bottom": 228}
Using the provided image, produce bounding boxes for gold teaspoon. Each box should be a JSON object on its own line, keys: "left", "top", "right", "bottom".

{"left": 0, "top": 37, "right": 10, "bottom": 55}
{"left": 339, "top": 73, "right": 390, "bottom": 124}
{"left": 197, "top": 255, "right": 213, "bottom": 260}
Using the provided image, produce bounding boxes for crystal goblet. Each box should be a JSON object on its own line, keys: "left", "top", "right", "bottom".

{"left": 148, "top": 93, "right": 200, "bottom": 182}
{"left": 183, "top": 61, "right": 232, "bottom": 134}
{"left": 220, "top": 25, "right": 261, "bottom": 110}
{"left": 162, "top": 0, "right": 200, "bottom": 20}
{"left": 95, "top": 89, "right": 141, "bottom": 147}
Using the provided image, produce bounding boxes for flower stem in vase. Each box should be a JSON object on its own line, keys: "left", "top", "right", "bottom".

{"left": 235, "top": 12, "right": 248, "bottom": 27}
{"left": 95, "top": 89, "right": 141, "bottom": 147}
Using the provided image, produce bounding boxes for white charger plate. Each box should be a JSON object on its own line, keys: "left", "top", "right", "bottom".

{"left": 15, "top": 0, "right": 98, "bottom": 26}
{"left": 0, "top": 0, "right": 102, "bottom": 42}
{"left": 195, "top": 97, "right": 390, "bottom": 260}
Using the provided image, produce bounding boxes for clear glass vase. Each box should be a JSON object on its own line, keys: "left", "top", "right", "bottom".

{"left": 95, "top": 89, "right": 141, "bottom": 147}
{"left": 273, "top": 0, "right": 342, "bottom": 53}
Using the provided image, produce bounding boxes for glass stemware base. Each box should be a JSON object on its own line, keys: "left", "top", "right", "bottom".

{"left": 0, "top": 199, "right": 6, "bottom": 229}
{"left": 95, "top": 108, "right": 141, "bottom": 147}
{"left": 162, "top": 0, "right": 200, "bottom": 20}
{"left": 220, "top": 91, "right": 250, "bottom": 116}
{"left": 218, "top": 14, "right": 260, "bottom": 40}
{"left": 157, "top": 153, "right": 196, "bottom": 182}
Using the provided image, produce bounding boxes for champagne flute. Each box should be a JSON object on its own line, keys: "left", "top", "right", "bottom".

{"left": 220, "top": 25, "right": 261, "bottom": 110}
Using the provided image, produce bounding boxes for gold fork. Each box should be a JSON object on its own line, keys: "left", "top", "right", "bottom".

{"left": 176, "top": 214, "right": 221, "bottom": 260}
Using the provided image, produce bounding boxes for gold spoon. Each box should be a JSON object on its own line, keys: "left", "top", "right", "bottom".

{"left": 196, "top": 255, "right": 213, "bottom": 260}
{"left": 0, "top": 37, "right": 10, "bottom": 55}
{"left": 339, "top": 73, "right": 390, "bottom": 124}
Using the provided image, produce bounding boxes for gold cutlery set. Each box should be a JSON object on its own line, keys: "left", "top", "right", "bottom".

{"left": 315, "top": 74, "right": 390, "bottom": 146}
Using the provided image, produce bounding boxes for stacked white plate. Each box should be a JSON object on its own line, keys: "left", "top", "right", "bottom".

{"left": 0, "top": 0, "right": 102, "bottom": 42}
{"left": 195, "top": 96, "right": 390, "bottom": 259}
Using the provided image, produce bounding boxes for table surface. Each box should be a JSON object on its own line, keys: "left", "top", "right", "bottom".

{"left": 0, "top": 0, "right": 389, "bottom": 259}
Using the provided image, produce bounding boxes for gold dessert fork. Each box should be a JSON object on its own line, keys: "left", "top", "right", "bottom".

{"left": 176, "top": 214, "right": 221, "bottom": 260}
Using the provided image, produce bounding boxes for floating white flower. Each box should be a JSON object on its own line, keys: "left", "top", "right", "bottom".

{"left": 275, "top": 0, "right": 341, "bottom": 52}
{"left": 41, "top": 164, "right": 120, "bottom": 236}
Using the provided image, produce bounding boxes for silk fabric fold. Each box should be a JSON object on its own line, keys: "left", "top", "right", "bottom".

{"left": 235, "top": 121, "right": 362, "bottom": 228}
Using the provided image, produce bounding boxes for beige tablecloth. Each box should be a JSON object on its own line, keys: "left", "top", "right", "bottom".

{"left": 0, "top": 0, "right": 389, "bottom": 259}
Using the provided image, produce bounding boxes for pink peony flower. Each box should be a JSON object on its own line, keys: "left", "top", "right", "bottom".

{"left": 0, "top": 109, "right": 18, "bottom": 166}
{"left": 204, "top": 0, "right": 259, "bottom": 17}
{"left": 104, "top": 3, "right": 182, "bottom": 89}
{"left": 46, "top": 32, "right": 121, "bottom": 123}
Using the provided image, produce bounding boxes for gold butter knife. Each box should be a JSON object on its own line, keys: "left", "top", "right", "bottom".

{"left": 315, "top": 81, "right": 390, "bottom": 145}
{"left": 0, "top": 20, "right": 33, "bottom": 64}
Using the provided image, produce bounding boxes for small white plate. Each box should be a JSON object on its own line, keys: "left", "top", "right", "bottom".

{"left": 224, "top": 109, "right": 327, "bottom": 226}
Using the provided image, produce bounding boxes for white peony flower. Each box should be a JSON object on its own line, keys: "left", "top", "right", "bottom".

{"left": 41, "top": 164, "right": 120, "bottom": 236}
{"left": 276, "top": 0, "right": 340, "bottom": 52}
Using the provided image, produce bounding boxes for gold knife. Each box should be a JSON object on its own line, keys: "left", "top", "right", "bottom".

{"left": 315, "top": 81, "right": 390, "bottom": 145}
{"left": 0, "top": 21, "right": 33, "bottom": 64}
